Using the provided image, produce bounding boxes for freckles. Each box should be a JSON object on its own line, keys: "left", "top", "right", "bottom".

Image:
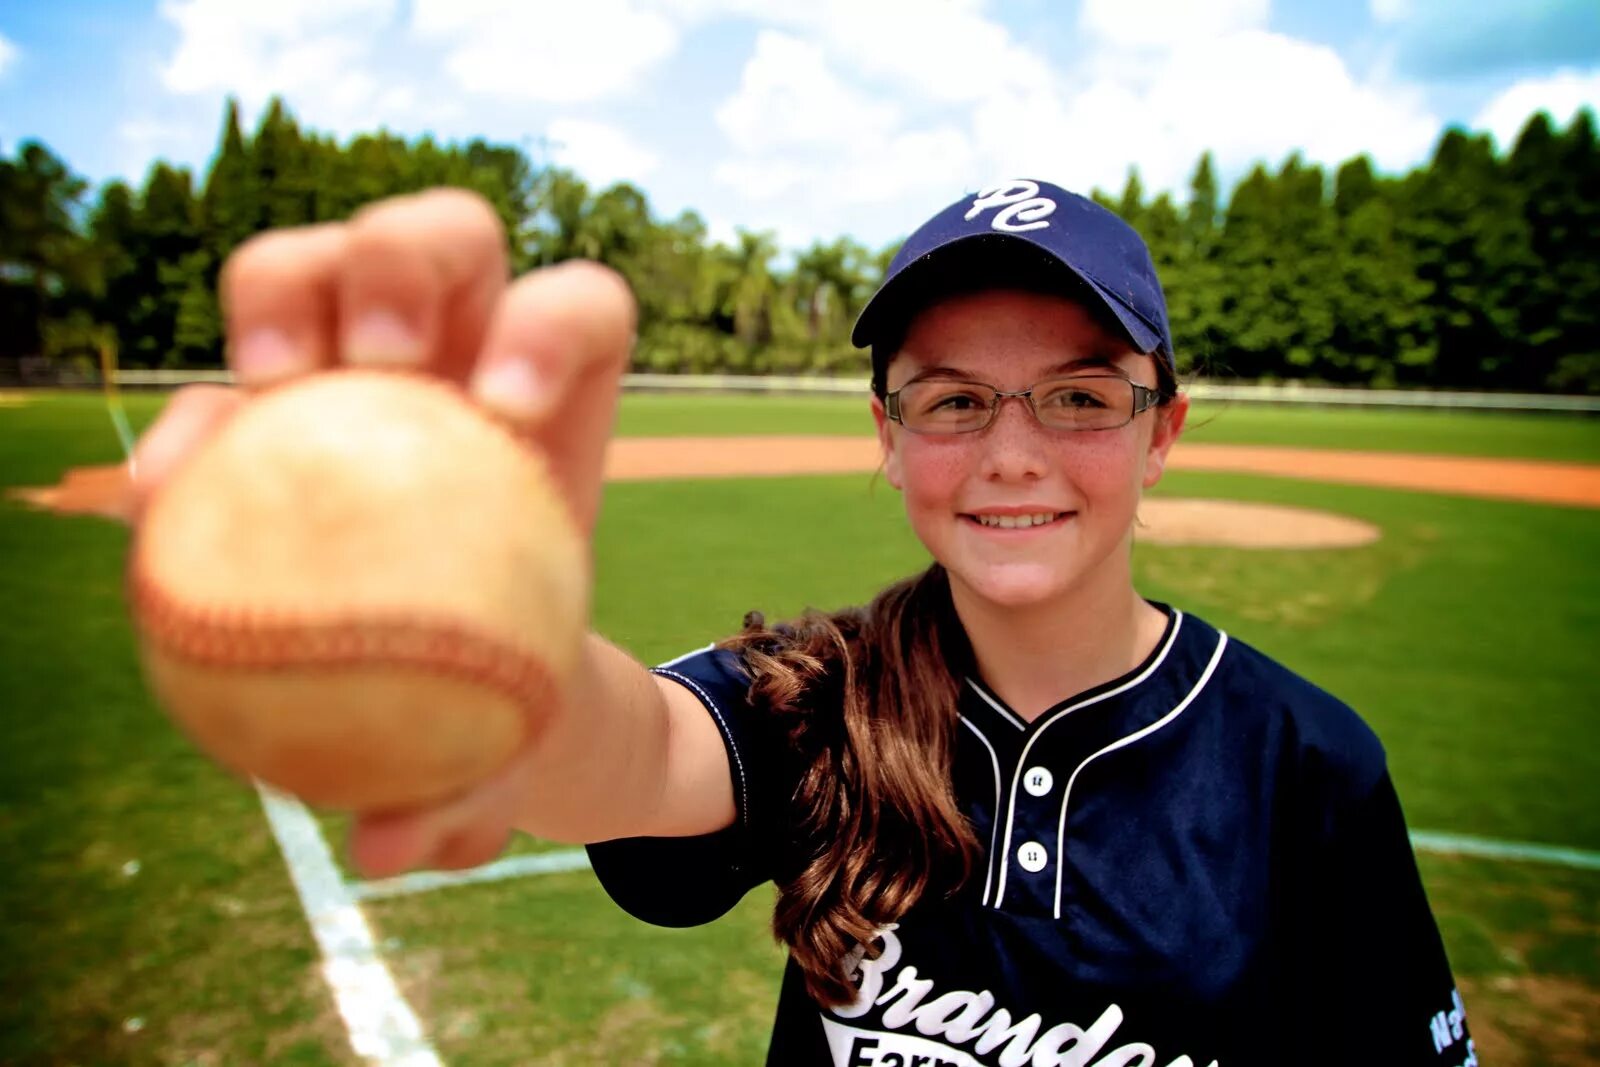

{"left": 1062, "top": 431, "right": 1145, "bottom": 486}
{"left": 900, "top": 440, "right": 971, "bottom": 498}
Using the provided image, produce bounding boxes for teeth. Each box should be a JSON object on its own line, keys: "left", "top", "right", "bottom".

{"left": 974, "top": 513, "right": 1059, "bottom": 529}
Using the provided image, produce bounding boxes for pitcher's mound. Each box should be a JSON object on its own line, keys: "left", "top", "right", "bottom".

{"left": 9, "top": 464, "right": 132, "bottom": 521}
{"left": 1139, "top": 498, "right": 1379, "bottom": 548}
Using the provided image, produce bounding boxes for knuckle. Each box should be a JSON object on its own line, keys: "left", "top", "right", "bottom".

{"left": 518, "top": 261, "right": 638, "bottom": 345}
{"left": 421, "top": 186, "right": 504, "bottom": 235}
{"left": 220, "top": 225, "right": 346, "bottom": 310}
{"left": 565, "top": 260, "right": 638, "bottom": 322}
{"left": 350, "top": 187, "right": 508, "bottom": 269}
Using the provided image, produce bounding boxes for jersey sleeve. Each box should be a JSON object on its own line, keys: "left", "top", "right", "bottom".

{"left": 1303, "top": 770, "right": 1475, "bottom": 1066}
{"left": 585, "top": 643, "right": 792, "bottom": 928}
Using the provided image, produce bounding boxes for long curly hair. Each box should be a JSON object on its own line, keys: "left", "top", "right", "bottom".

{"left": 716, "top": 562, "right": 981, "bottom": 1007}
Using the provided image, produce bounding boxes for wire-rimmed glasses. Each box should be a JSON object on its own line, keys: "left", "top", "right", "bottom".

{"left": 884, "top": 374, "right": 1161, "bottom": 434}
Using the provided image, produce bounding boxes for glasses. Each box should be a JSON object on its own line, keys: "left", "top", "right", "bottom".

{"left": 884, "top": 374, "right": 1162, "bottom": 435}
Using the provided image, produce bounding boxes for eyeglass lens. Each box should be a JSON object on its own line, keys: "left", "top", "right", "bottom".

{"left": 897, "top": 377, "right": 1138, "bottom": 433}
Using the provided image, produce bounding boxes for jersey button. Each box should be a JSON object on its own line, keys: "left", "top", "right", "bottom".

{"left": 1017, "top": 841, "right": 1048, "bottom": 872}
{"left": 1023, "top": 766, "right": 1054, "bottom": 796}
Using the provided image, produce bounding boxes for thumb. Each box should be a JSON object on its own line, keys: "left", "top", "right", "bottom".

{"left": 346, "top": 741, "right": 537, "bottom": 879}
{"left": 467, "top": 260, "right": 637, "bottom": 537}
{"left": 127, "top": 385, "right": 246, "bottom": 524}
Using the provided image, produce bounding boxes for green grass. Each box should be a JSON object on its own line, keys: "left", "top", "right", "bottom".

{"left": 1, "top": 390, "right": 1597, "bottom": 1063}
{"left": 1182, "top": 402, "right": 1600, "bottom": 462}
{"left": 8, "top": 387, "right": 1600, "bottom": 462}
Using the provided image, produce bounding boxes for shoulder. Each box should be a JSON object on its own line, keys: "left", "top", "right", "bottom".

{"left": 652, "top": 642, "right": 757, "bottom": 709}
{"left": 1184, "top": 612, "right": 1388, "bottom": 801}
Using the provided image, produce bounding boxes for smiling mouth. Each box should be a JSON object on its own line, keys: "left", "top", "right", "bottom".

{"left": 964, "top": 512, "right": 1069, "bottom": 530}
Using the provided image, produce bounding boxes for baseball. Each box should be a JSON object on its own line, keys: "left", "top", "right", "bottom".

{"left": 127, "top": 368, "right": 589, "bottom": 810}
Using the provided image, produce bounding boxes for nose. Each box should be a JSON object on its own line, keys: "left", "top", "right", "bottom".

{"left": 978, "top": 394, "right": 1051, "bottom": 482}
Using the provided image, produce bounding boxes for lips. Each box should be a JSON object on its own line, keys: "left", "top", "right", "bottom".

{"left": 961, "top": 510, "right": 1073, "bottom": 531}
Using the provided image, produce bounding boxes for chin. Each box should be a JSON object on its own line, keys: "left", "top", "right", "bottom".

{"left": 951, "top": 563, "right": 1074, "bottom": 611}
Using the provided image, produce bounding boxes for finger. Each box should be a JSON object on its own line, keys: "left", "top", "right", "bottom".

{"left": 469, "top": 261, "right": 637, "bottom": 534}
{"left": 347, "top": 810, "right": 434, "bottom": 879}
{"left": 338, "top": 188, "right": 509, "bottom": 381}
{"left": 346, "top": 726, "right": 548, "bottom": 879}
{"left": 347, "top": 802, "right": 506, "bottom": 880}
{"left": 126, "top": 385, "right": 246, "bottom": 523}
{"left": 220, "top": 224, "right": 348, "bottom": 387}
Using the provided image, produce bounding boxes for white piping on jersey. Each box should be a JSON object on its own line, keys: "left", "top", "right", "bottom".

{"left": 957, "top": 714, "right": 1003, "bottom": 906}
{"left": 655, "top": 642, "right": 717, "bottom": 669}
{"left": 991, "top": 612, "right": 1186, "bottom": 909}
{"left": 654, "top": 667, "right": 750, "bottom": 832}
{"left": 1051, "top": 631, "right": 1229, "bottom": 919}
{"left": 963, "top": 677, "right": 1028, "bottom": 730}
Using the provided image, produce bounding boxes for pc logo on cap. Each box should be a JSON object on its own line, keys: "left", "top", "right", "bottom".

{"left": 851, "top": 179, "right": 1174, "bottom": 371}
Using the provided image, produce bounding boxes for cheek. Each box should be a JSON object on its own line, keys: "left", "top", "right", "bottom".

{"left": 895, "top": 439, "right": 973, "bottom": 505}
{"left": 893, "top": 430, "right": 1148, "bottom": 510}
{"left": 1065, "top": 434, "right": 1149, "bottom": 494}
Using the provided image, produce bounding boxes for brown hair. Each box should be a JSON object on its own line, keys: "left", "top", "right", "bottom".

{"left": 716, "top": 562, "right": 981, "bottom": 1007}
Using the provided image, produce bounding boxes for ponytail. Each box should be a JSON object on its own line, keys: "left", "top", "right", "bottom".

{"left": 717, "top": 562, "right": 981, "bottom": 1007}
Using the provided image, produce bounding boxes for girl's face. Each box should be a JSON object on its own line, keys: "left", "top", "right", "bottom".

{"left": 871, "top": 288, "right": 1187, "bottom": 612}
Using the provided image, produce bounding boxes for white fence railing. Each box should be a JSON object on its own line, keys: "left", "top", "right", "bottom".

{"left": 31, "top": 368, "right": 1600, "bottom": 414}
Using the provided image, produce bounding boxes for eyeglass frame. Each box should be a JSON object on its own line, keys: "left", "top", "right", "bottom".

{"left": 882, "top": 373, "right": 1165, "bottom": 435}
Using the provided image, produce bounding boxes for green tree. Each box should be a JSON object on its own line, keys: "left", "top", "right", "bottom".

{"left": 200, "top": 99, "right": 259, "bottom": 264}
{"left": 1329, "top": 157, "right": 1433, "bottom": 385}
{"left": 0, "top": 142, "right": 96, "bottom": 363}
{"left": 1212, "top": 158, "right": 1338, "bottom": 380}
{"left": 253, "top": 98, "right": 314, "bottom": 229}
{"left": 1168, "top": 153, "right": 1226, "bottom": 376}
{"left": 1509, "top": 109, "right": 1600, "bottom": 391}
{"left": 1398, "top": 127, "right": 1537, "bottom": 388}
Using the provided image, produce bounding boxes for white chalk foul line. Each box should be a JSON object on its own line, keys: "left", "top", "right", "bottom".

{"left": 339, "top": 832, "right": 1600, "bottom": 905}
{"left": 256, "top": 785, "right": 444, "bottom": 1067}
{"left": 350, "top": 849, "right": 594, "bottom": 902}
{"left": 1410, "top": 830, "right": 1600, "bottom": 871}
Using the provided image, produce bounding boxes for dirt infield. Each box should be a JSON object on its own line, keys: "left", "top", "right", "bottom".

{"left": 8, "top": 437, "right": 1597, "bottom": 547}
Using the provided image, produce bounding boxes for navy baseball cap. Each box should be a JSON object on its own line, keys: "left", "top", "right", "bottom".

{"left": 852, "top": 179, "right": 1173, "bottom": 375}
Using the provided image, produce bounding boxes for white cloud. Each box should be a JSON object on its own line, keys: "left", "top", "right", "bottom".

{"left": 710, "top": 24, "right": 980, "bottom": 238}
{"left": 158, "top": 0, "right": 407, "bottom": 132}
{"left": 1100, "top": 30, "right": 1437, "bottom": 189}
{"left": 803, "top": 0, "right": 1055, "bottom": 106}
{"left": 411, "top": 0, "right": 678, "bottom": 103}
{"left": 1367, "top": 0, "right": 1411, "bottom": 24}
{"left": 715, "top": 32, "right": 899, "bottom": 153}
{"left": 1473, "top": 68, "right": 1600, "bottom": 149}
{"left": 1079, "top": 0, "right": 1269, "bottom": 51}
{"left": 1060, "top": 0, "right": 1438, "bottom": 194}
{"left": 0, "top": 31, "right": 17, "bottom": 79}
{"left": 160, "top": 0, "right": 395, "bottom": 99}
{"left": 546, "top": 118, "right": 660, "bottom": 187}
{"left": 704, "top": 0, "right": 1443, "bottom": 246}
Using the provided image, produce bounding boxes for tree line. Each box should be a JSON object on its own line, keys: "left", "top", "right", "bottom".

{"left": 2, "top": 97, "right": 1596, "bottom": 392}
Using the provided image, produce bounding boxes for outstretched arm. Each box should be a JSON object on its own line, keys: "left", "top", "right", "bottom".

{"left": 127, "top": 189, "right": 738, "bottom": 879}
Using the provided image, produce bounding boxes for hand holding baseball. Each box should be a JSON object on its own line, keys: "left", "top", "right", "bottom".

{"left": 127, "top": 189, "right": 637, "bottom": 875}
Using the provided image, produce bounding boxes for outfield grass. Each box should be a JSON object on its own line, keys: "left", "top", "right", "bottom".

{"left": 1, "top": 390, "right": 1597, "bottom": 1064}
{"left": 7, "top": 387, "right": 1600, "bottom": 462}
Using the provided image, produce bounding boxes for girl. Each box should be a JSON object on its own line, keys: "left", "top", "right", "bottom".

{"left": 132, "top": 182, "right": 1471, "bottom": 1066}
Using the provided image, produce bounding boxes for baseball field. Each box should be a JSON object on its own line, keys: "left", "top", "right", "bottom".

{"left": 1, "top": 388, "right": 1597, "bottom": 1065}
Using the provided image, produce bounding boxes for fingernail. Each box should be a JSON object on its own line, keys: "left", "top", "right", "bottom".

{"left": 230, "top": 327, "right": 307, "bottom": 385}
{"left": 345, "top": 309, "right": 423, "bottom": 366}
{"left": 472, "top": 359, "right": 551, "bottom": 422}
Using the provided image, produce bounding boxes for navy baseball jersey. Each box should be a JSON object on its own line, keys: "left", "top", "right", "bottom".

{"left": 588, "top": 607, "right": 1474, "bottom": 1066}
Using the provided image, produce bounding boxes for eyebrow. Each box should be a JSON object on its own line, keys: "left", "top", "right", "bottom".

{"left": 907, "top": 354, "right": 1122, "bottom": 381}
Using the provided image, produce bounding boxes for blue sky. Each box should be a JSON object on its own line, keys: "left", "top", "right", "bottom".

{"left": 1, "top": 0, "right": 1596, "bottom": 249}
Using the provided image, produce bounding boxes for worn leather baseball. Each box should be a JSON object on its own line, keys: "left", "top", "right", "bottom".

{"left": 127, "top": 369, "right": 588, "bottom": 810}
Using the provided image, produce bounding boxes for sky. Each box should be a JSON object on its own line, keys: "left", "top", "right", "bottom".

{"left": 0, "top": 0, "right": 1596, "bottom": 250}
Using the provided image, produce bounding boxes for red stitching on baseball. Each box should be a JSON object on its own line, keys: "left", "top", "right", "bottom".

{"left": 127, "top": 564, "right": 558, "bottom": 715}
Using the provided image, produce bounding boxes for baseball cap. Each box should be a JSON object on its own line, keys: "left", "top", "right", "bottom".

{"left": 851, "top": 179, "right": 1174, "bottom": 379}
